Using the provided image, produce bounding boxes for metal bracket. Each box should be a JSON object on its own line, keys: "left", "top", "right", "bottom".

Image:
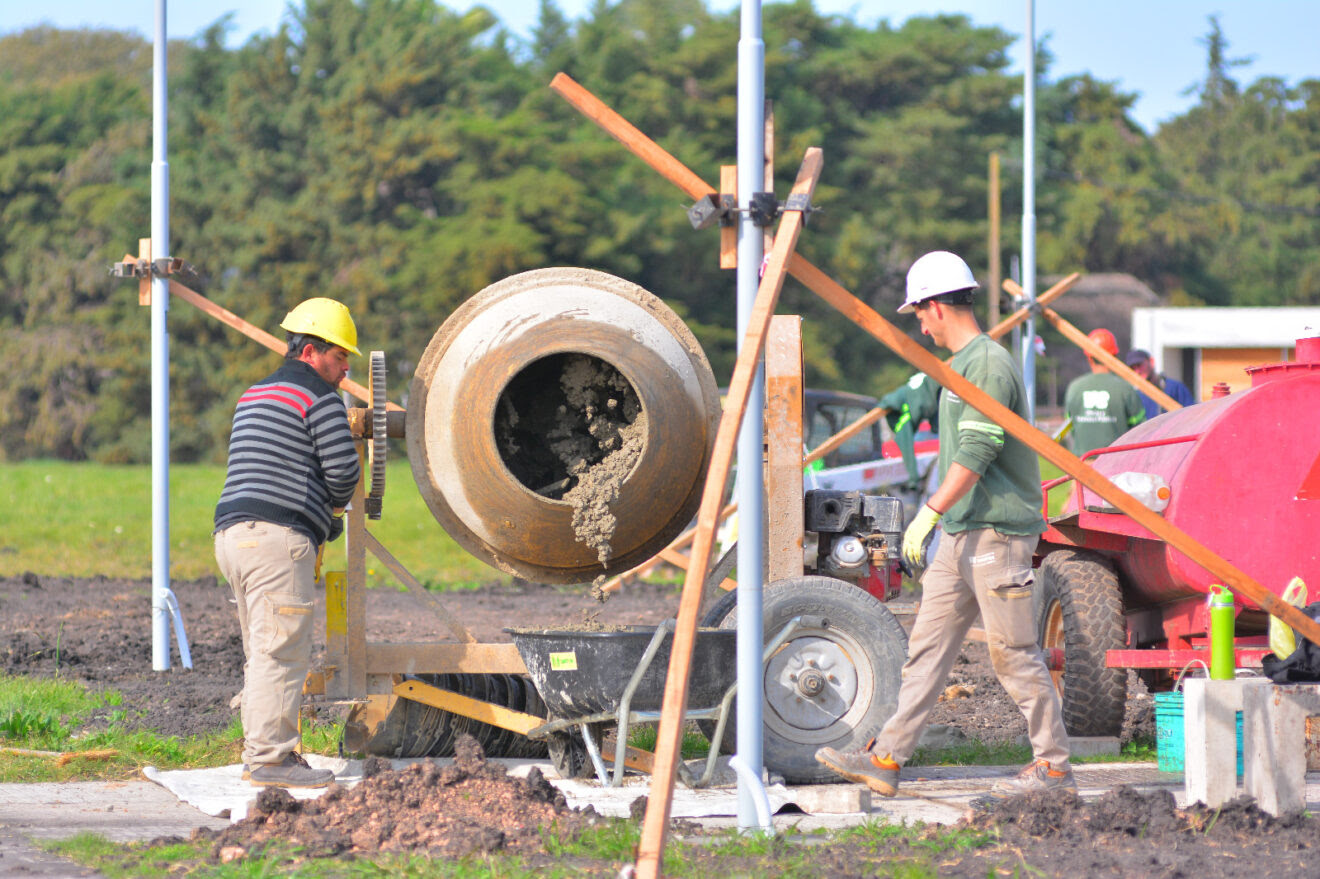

{"left": 109, "top": 256, "right": 200, "bottom": 283}
{"left": 686, "top": 193, "right": 737, "bottom": 231}
{"left": 748, "top": 191, "right": 779, "bottom": 227}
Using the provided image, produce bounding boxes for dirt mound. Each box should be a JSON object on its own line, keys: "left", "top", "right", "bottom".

{"left": 953, "top": 786, "right": 1320, "bottom": 878}
{"left": 196, "top": 735, "right": 600, "bottom": 861}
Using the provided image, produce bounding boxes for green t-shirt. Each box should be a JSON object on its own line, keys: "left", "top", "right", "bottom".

{"left": 879, "top": 372, "right": 940, "bottom": 486}
{"left": 938, "top": 334, "right": 1045, "bottom": 536}
{"left": 1063, "top": 371, "right": 1146, "bottom": 456}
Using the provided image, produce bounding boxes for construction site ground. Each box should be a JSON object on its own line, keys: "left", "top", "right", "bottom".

{"left": 4, "top": 574, "right": 1319, "bottom": 876}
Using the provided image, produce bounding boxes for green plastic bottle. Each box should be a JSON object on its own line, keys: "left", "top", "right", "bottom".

{"left": 1208, "top": 585, "right": 1236, "bottom": 680}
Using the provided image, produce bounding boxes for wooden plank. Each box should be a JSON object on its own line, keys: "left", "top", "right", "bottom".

{"left": 787, "top": 252, "right": 1320, "bottom": 650}
{"left": 138, "top": 238, "right": 151, "bottom": 305}
{"left": 344, "top": 449, "right": 369, "bottom": 697}
{"left": 1037, "top": 302, "right": 1181, "bottom": 412}
{"left": 362, "top": 530, "right": 475, "bottom": 643}
{"left": 323, "top": 570, "right": 348, "bottom": 699}
{"left": 1003, "top": 278, "right": 1181, "bottom": 412}
{"left": 766, "top": 315, "right": 805, "bottom": 583}
{"left": 638, "top": 148, "right": 823, "bottom": 879}
{"left": 394, "top": 678, "right": 542, "bottom": 735}
{"left": 797, "top": 273, "right": 1078, "bottom": 468}
{"left": 549, "top": 73, "right": 714, "bottom": 201}
{"left": 366, "top": 641, "right": 527, "bottom": 675}
{"left": 166, "top": 279, "right": 402, "bottom": 410}
{"left": 720, "top": 165, "right": 737, "bottom": 269}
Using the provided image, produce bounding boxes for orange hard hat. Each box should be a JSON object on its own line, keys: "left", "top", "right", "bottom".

{"left": 1087, "top": 328, "right": 1118, "bottom": 356}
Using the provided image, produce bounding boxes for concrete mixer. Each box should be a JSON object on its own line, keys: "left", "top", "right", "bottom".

{"left": 1034, "top": 335, "right": 1320, "bottom": 737}
{"left": 325, "top": 268, "right": 909, "bottom": 783}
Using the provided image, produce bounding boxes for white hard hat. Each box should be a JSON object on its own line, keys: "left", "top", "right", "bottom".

{"left": 899, "top": 251, "right": 978, "bottom": 313}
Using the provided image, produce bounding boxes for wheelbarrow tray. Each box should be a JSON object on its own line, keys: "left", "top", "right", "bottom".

{"left": 506, "top": 625, "right": 737, "bottom": 717}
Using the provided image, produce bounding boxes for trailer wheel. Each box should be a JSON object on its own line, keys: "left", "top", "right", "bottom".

{"left": 1036, "top": 549, "right": 1126, "bottom": 737}
{"left": 700, "top": 576, "right": 908, "bottom": 783}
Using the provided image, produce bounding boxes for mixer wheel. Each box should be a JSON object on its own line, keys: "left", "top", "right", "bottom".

{"left": 360, "top": 674, "right": 548, "bottom": 759}
{"left": 698, "top": 576, "right": 908, "bottom": 784}
{"left": 1036, "top": 550, "right": 1127, "bottom": 737}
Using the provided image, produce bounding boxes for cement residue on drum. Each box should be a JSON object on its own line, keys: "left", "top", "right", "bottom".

{"left": 494, "top": 352, "right": 644, "bottom": 571}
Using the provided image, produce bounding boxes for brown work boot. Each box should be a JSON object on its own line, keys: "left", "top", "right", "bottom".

{"left": 247, "top": 752, "right": 335, "bottom": 788}
{"left": 815, "top": 739, "right": 900, "bottom": 797}
{"left": 990, "top": 759, "right": 1077, "bottom": 796}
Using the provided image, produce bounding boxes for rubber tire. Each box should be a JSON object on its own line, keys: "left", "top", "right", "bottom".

{"left": 700, "top": 576, "right": 908, "bottom": 784}
{"left": 1035, "top": 549, "right": 1127, "bottom": 737}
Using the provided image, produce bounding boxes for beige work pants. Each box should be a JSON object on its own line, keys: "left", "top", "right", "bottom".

{"left": 873, "top": 528, "right": 1070, "bottom": 768}
{"left": 214, "top": 520, "right": 316, "bottom": 766}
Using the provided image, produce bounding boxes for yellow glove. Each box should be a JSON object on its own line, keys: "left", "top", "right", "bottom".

{"left": 314, "top": 543, "right": 325, "bottom": 584}
{"left": 902, "top": 504, "right": 943, "bottom": 570}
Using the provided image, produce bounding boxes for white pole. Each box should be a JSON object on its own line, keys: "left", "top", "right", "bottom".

{"left": 1020, "top": 0, "right": 1038, "bottom": 423}
{"left": 735, "top": 0, "right": 768, "bottom": 831}
{"left": 151, "top": 0, "right": 190, "bottom": 670}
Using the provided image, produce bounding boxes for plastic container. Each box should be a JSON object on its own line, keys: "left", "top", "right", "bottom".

{"left": 1110, "top": 471, "right": 1171, "bottom": 512}
{"left": 1208, "top": 586, "right": 1236, "bottom": 680}
{"left": 1154, "top": 690, "right": 1243, "bottom": 775}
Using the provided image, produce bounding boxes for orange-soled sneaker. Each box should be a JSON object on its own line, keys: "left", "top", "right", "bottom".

{"left": 990, "top": 759, "right": 1077, "bottom": 796}
{"left": 814, "top": 739, "right": 900, "bottom": 797}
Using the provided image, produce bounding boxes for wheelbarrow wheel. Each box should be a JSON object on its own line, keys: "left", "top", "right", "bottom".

{"left": 699, "top": 576, "right": 907, "bottom": 784}
{"left": 1035, "top": 549, "right": 1127, "bottom": 737}
{"left": 547, "top": 722, "right": 607, "bottom": 779}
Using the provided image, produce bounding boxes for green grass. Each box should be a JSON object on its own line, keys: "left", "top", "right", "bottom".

{"left": 0, "top": 671, "right": 344, "bottom": 782}
{"left": 626, "top": 723, "right": 710, "bottom": 760}
{"left": 0, "top": 459, "right": 500, "bottom": 587}
{"left": 45, "top": 813, "right": 1002, "bottom": 879}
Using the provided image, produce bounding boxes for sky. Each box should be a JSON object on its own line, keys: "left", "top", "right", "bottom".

{"left": 3, "top": 1, "right": 1317, "bottom": 133}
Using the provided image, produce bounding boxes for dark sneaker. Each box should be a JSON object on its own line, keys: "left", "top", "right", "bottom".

{"left": 989, "top": 760, "right": 1077, "bottom": 796}
{"left": 815, "top": 740, "right": 900, "bottom": 797}
{"left": 248, "top": 752, "right": 335, "bottom": 788}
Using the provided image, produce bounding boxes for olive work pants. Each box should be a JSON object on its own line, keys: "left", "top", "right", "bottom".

{"left": 872, "top": 528, "right": 1071, "bottom": 769}
{"left": 214, "top": 520, "right": 317, "bottom": 766}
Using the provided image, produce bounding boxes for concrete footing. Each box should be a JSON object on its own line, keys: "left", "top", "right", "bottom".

{"left": 1182, "top": 678, "right": 1269, "bottom": 809}
{"left": 1244, "top": 682, "right": 1320, "bottom": 816}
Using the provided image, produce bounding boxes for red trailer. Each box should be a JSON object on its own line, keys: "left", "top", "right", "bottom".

{"left": 1034, "top": 335, "right": 1320, "bottom": 736}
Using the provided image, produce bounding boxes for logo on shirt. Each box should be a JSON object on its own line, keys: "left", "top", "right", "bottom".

{"left": 1082, "top": 390, "right": 1111, "bottom": 411}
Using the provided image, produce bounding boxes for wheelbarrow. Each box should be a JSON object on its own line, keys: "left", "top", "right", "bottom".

{"left": 506, "top": 617, "right": 802, "bottom": 787}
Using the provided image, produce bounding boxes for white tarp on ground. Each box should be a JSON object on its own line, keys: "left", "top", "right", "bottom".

{"left": 143, "top": 755, "right": 796, "bottom": 822}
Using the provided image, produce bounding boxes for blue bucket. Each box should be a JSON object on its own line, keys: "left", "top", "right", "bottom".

{"left": 1154, "top": 690, "right": 1243, "bottom": 775}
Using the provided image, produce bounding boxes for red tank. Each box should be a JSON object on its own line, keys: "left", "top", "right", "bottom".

{"left": 1049, "top": 335, "right": 1320, "bottom": 613}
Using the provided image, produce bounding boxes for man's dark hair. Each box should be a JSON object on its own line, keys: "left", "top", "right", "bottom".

{"left": 286, "top": 332, "right": 333, "bottom": 359}
{"left": 928, "top": 288, "right": 976, "bottom": 308}
{"left": 1125, "top": 349, "right": 1152, "bottom": 367}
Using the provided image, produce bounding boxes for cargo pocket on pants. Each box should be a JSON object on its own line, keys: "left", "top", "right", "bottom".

{"left": 264, "top": 593, "right": 314, "bottom": 662}
{"left": 986, "top": 569, "right": 1037, "bottom": 648}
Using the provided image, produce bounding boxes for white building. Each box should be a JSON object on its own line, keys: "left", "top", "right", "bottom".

{"left": 1130, "top": 307, "right": 1320, "bottom": 398}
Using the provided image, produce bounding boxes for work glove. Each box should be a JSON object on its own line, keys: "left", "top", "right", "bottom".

{"left": 327, "top": 515, "right": 345, "bottom": 543}
{"left": 902, "top": 504, "right": 942, "bottom": 570}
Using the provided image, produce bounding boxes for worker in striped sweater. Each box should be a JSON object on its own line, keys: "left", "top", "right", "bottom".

{"left": 214, "top": 298, "right": 362, "bottom": 788}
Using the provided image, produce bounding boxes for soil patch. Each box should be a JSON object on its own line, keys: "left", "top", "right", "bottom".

{"left": 195, "top": 735, "right": 600, "bottom": 861}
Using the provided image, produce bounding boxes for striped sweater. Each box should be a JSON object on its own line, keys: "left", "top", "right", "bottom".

{"left": 214, "top": 360, "right": 361, "bottom": 544}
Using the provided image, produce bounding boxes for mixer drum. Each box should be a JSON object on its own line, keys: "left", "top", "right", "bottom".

{"left": 407, "top": 268, "right": 721, "bottom": 584}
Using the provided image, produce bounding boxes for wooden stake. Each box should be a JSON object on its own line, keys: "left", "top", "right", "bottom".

{"left": 138, "top": 239, "right": 152, "bottom": 305}
{"left": 636, "top": 148, "right": 823, "bottom": 879}
{"left": 165, "top": 279, "right": 401, "bottom": 410}
{"left": 720, "top": 165, "right": 738, "bottom": 269}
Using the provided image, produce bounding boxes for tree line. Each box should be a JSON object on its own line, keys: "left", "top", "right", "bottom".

{"left": 0, "top": 1, "right": 1316, "bottom": 462}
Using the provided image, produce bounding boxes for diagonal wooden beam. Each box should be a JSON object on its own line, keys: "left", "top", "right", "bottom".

{"left": 1003, "top": 278, "right": 1182, "bottom": 413}
{"left": 636, "top": 148, "right": 823, "bottom": 879}
{"left": 165, "top": 278, "right": 403, "bottom": 411}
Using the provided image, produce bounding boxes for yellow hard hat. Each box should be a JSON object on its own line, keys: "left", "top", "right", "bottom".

{"left": 280, "top": 298, "right": 361, "bottom": 356}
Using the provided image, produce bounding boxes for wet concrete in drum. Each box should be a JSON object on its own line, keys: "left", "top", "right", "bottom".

{"left": 494, "top": 353, "right": 646, "bottom": 589}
